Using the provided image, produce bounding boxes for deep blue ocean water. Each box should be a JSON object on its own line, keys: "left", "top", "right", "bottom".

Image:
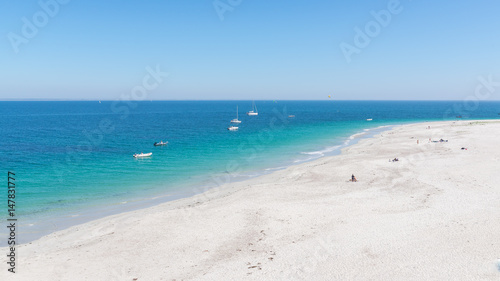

{"left": 1, "top": 100, "right": 499, "bottom": 243}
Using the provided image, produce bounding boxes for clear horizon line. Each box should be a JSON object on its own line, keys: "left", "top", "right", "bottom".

{"left": 2, "top": 99, "right": 500, "bottom": 102}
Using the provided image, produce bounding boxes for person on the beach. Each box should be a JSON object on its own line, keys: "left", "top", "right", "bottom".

{"left": 351, "top": 174, "right": 357, "bottom": 182}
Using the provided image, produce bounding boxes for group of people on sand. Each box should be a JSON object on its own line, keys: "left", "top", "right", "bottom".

{"left": 390, "top": 158, "right": 399, "bottom": 162}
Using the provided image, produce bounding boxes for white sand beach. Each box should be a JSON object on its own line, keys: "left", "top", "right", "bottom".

{"left": 2, "top": 120, "right": 500, "bottom": 280}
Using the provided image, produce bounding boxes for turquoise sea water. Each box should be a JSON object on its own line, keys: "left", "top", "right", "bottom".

{"left": 1, "top": 100, "right": 499, "bottom": 244}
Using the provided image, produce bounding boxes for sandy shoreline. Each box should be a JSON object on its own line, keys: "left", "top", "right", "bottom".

{"left": 9, "top": 124, "right": 392, "bottom": 246}
{"left": 2, "top": 120, "right": 500, "bottom": 280}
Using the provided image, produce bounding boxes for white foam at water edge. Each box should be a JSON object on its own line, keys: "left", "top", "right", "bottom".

{"left": 371, "top": 125, "right": 391, "bottom": 130}
{"left": 343, "top": 126, "right": 393, "bottom": 146}
{"left": 265, "top": 166, "right": 288, "bottom": 171}
{"left": 244, "top": 173, "right": 262, "bottom": 177}
{"left": 361, "top": 125, "right": 392, "bottom": 132}
{"left": 294, "top": 156, "right": 317, "bottom": 163}
{"left": 301, "top": 145, "right": 341, "bottom": 157}
{"left": 349, "top": 132, "right": 367, "bottom": 139}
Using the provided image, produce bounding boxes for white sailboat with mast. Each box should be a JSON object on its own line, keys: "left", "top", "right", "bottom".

{"left": 247, "top": 101, "right": 258, "bottom": 116}
{"left": 231, "top": 106, "right": 242, "bottom": 124}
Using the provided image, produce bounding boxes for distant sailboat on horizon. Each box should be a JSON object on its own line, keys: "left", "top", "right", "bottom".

{"left": 247, "top": 101, "right": 258, "bottom": 116}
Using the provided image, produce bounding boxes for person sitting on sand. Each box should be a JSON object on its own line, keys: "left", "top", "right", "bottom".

{"left": 351, "top": 174, "right": 357, "bottom": 182}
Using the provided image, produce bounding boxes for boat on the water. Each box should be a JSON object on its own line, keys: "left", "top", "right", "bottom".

{"left": 228, "top": 126, "right": 239, "bottom": 131}
{"left": 231, "top": 106, "right": 242, "bottom": 123}
{"left": 366, "top": 118, "right": 373, "bottom": 121}
{"left": 247, "top": 101, "right": 258, "bottom": 116}
{"left": 288, "top": 115, "right": 295, "bottom": 118}
{"left": 154, "top": 141, "right": 168, "bottom": 146}
{"left": 133, "top": 152, "right": 152, "bottom": 158}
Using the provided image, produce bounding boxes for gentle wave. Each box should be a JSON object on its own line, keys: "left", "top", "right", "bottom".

{"left": 300, "top": 125, "right": 392, "bottom": 160}
{"left": 349, "top": 132, "right": 367, "bottom": 139}
{"left": 301, "top": 145, "right": 342, "bottom": 156}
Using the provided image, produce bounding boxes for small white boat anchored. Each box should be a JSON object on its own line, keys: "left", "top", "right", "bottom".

{"left": 366, "top": 118, "right": 373, "bottom": 121}
{"left": 231, "top": 106, "right": 242, "bottom": 124}
{"left": 153, "top": 141, "right": 168, "bottom": 146}
{"left": 228, "top": 126, "right": 239, "bottom": 131}
{"left": 288, "top": 115, "right": 295, "bottom": 118}
{"left": 247, "top": 101, "right": 258, "bottom": 116}
{"left": 133, "top": 152, "right": 152, "bottom": 158}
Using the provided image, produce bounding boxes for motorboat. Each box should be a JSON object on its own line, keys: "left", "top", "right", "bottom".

{"left": 366, "top": 118, "right": 373, "bottom": 121}
{"left": 228, "top": 126, "right": 239, "bottom": 131}
{"left": 154, "top": 141, "right": 168, "bottom": 146}
{"left": 133, "top": 152, "right": 152, "bottom": 158}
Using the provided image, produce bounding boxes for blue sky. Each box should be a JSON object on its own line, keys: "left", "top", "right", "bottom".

{"left": 1, "top": 0, "right": 499, "bottom": 100}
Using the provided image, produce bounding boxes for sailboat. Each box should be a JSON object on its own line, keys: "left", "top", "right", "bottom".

{"left": 247, "top": 101, "right": 258, "bottom": 116}
{"left": 230, "top": 106, "right": 242, "bottom": 124}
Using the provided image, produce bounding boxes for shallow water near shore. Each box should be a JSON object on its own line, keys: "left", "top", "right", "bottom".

{"left": 1, "top": 100, "right": 499, "bottom": 244}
